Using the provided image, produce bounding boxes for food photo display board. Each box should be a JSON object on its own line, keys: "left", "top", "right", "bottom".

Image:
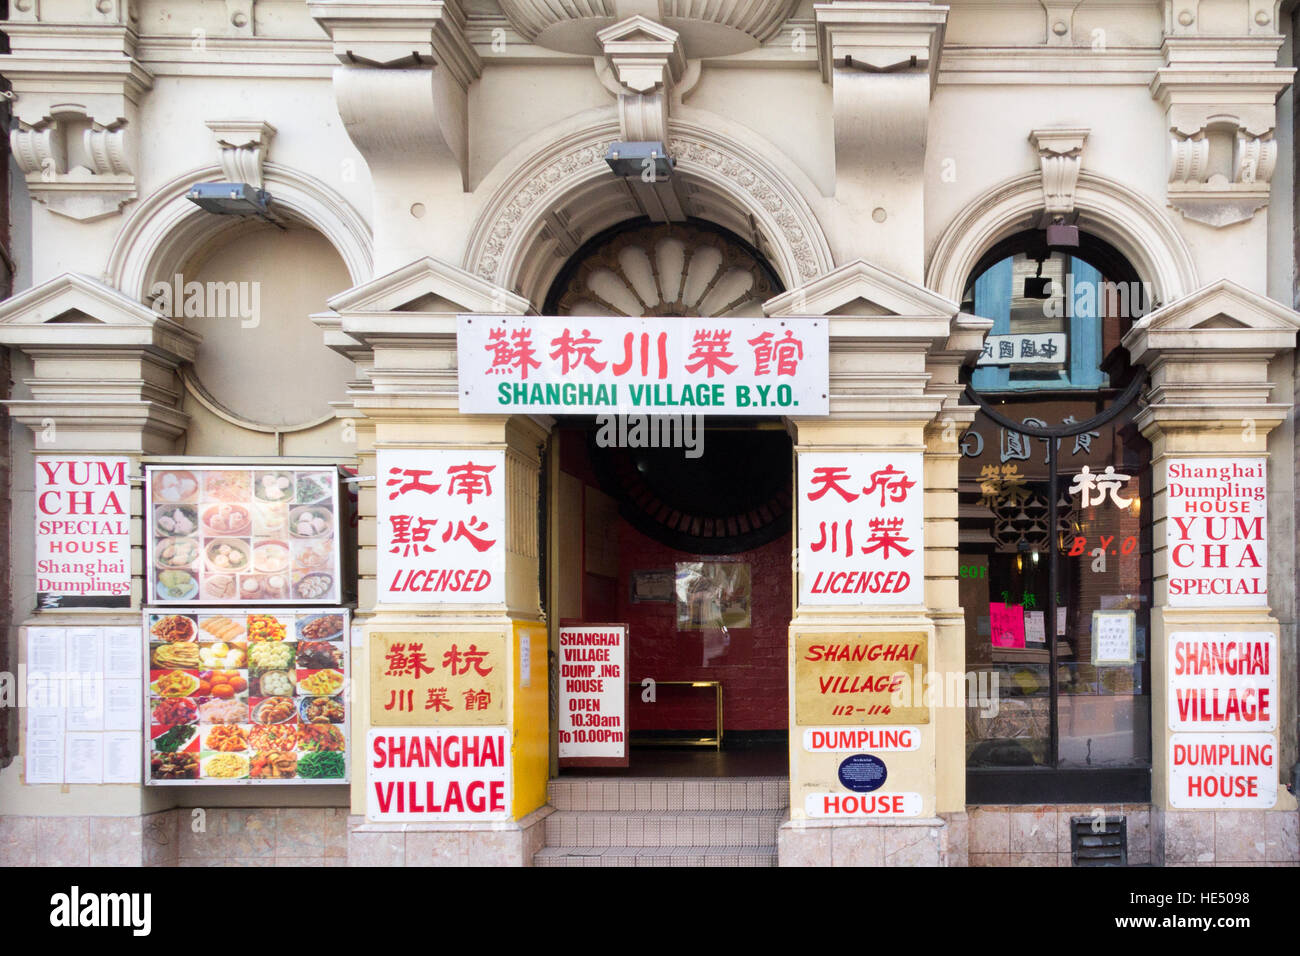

{"left": 144, "top": 608, "right": 351, "bottom": 785}
{"left": 145, "top": 465, "right": 343, "bottom": 605}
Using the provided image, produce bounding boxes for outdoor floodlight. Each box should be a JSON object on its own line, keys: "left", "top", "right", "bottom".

{"left": 605, "top": 141, "right": 675, "bottom": 181}
{"left": 1045, "top": 220, "right": 1079, "bottom": 248}
{"left": 186, "top": 182, "right": 273, "bottom": 217}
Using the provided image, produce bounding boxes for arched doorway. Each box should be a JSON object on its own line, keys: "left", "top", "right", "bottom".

{"left": 542, "top": 217, "right": 792, "bottom": 775}
{"left": 956, "top": 228, "right": 1154, "bottom": 803}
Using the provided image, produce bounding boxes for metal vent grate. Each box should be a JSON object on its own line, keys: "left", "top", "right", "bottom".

{"left": 1071, "top": 815, "right": 1127, "bottom": 866}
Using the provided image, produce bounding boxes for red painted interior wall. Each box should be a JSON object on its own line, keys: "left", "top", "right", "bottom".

{"left": 562, "top": 429, "right": 790, "bottom": 732}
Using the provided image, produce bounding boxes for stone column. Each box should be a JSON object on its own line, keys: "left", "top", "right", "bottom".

{"left": 318, "top": 256, "right": 552, "bottom": 865}
{"left": 0, "top": 272, "right": 197, "bottom": 865}
{"left": 1123, "top": 279, "right": 1300, "bottom": 866}
{"left": 766, "top": 260, "right": 984, "bottom": 866}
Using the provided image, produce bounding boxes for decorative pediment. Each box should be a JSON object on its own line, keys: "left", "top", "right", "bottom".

{"left": 1126, "top": 278, "right": 1300, "bottom": 341}
{"left": 0, "top": 272, "right": 199, "bottom": 360}
{"left": 764, "top": 258, "right": 957, "bottom": 320}
{"left": 326, "top": 256, "right": 532, "bottom": 316}
{"left": 313, "top": 256, "right": 532, "bottom": 361}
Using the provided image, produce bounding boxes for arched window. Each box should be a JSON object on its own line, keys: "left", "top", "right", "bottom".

{"left": 958, "top": 230, "right": 1153, "bottom": 803}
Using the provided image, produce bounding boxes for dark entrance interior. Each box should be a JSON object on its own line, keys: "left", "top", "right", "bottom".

{"left": 548, "top": 421, "right": 791, "bottom": 776}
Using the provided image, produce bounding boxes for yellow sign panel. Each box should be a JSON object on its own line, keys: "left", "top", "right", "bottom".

{"left": 370, "top": 631, "right": 507, "bottom": 726}
{"left": 794, "top": 632, "right": 929, "bottom": 725}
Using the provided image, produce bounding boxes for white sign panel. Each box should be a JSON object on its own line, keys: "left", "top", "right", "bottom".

{"left": 558, "top": 626, "right": 627, "bottom": 763}
{"left": 976, "top": 332, "right": 1067, "bottom": 366}
{"left": 377, "top": 449, "right": 506, "bottom": 604}
{"left": 798, "top": 452, "right": 924, "bottom": 606}
{"left": 1091, "top": 610, "right": 1136, "bottom": 665}
{"left": 1168, "top": 632, "right": 1276, "bottom": 732}
{"left": 366, "top": 728, "right": 510, "bottom": 822}
{"left": 35, "top": 456, "right": 131, "bottom": 607}
{"left": 1166, "top": 458, "right": 1267, "bottom": 606}
{"left": 801, "top": 726, "right": 921, "bottom": 752}
{"left": 1169, "top": 733, "right": 1277, "bottom": 809}
{"left": 457, "top": 315, "right": 829, "bottom": 416}
{"left": 804, "top": 791, "right": 923, "bottom": 817}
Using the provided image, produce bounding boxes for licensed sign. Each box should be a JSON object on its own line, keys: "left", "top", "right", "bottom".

{"left": 1166, "top": 459, "right": 1267, "bottom": 606}
{"left": 1168, "top": 632, "right": 1275, "bottom": 732}
{"left": 366, "top": 728, "right": 510, "bottom": 822}
{"left": 1168, "top": 732, "right": 1277, "bottom": 809}
{"left": 35, "top": 456, "right": 131, "bottom": 608}
{"left": 377, "top": 448, "right": 506, "bottom": 604}
{"left": 557, "top": 625, "right": 627, "bottom": 766}
{"left": 797, "top": 452, "right": 924, "bottom": 606}
{"left": 457, "top": 315, "right": 829, "bottom": 416}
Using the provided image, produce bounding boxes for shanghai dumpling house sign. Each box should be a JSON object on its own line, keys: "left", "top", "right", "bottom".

{"left": 457, "top": 316, "right": 829, "bottom": 416}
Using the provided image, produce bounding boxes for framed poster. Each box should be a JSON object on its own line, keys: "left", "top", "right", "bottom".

{"left": 557, "top": 623, "right": 628, "bottom": 768}
{"left": 145, "top": 465, "right": 343, "bottom": 605}
{"left": 1091, "top": 610, "right": 1136, "bottom": 665}
{"left": 144, "top": 607, "right": 350, "bottom": 785}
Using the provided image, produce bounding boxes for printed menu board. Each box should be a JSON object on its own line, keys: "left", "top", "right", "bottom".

{"left": 146, "top": 465, "right": 342, "bottom": 605}
{"left": 144, "top": 608, "right": 350, "bottom": 785}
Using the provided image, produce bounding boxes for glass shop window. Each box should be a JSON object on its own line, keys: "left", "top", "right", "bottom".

{"left": 958, "top": 231, "right": 1153, "bottom": 803}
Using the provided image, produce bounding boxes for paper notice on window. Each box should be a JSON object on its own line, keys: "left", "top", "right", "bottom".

{"left": 1057, "top": 606, "right": 1067, "bottom": 636}
{"left": 1024, "top": 610, "right": 1046, "bottom": 645}
{"left": 104, "top": 627, "right": 143, "bottom": 679}
{"left": 989, "top": 602, "right": 1026, "bottom": 648}
{"left": 103, "top": 732, "right": 143, "bottom": 783}
{"left": 64, "top": 733, "right": 104, "bottom": 784}
{"left": 1092, "top": 610, "right": 1136, "bottom": 665}
{"left": 104, "top": 679, "right": 142, "bottom": 731}
{"left": 26, "top": 627, "right": 67, "bottom": 674}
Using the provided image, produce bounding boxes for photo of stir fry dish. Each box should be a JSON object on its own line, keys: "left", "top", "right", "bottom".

{"left": 301, "top": 696, "right": 345, "bottom": 724}
{"left": 247, "top": 614, "right": 287, "bottom": 642}
{"left": 297, "top": 724, "right": 345, "bottom": 752}
{"left": 299, "top": 614, "right": 344, "bottom": 642}
{"left": 251, "top": 753, "right": 297, "bottom": 779}
{"left": 248, "top": 724, "right": 297, "bottom": 753}
{"left": 152, "top": 697, "right": 198, "bottom": 727}
{"left": 150, "top": 615, "right": 195, "bottom": 643}
{"left": 297, "top": 641, "right": 342, "bottom": 669}
{"left": 151, "top": 752, "right": 199, "bottom": 779}
{"left": 204, "top": 725, "right": 249, "bottom": 752}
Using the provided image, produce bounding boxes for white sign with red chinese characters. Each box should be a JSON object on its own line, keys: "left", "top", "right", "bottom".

{"left": 35, "top": 456, "right": 132, "bottom": 607}
{"left": 456, "top": 315, "right": 829, "bottom": 416}
{"left": 1168, "top": 733, "right": 1277, "bottom": 809}
{"left": 377, "top": 449, "right": 506, "bottom": 604}
{"left": 1166, "top": 458, "right": 1267, "bottom": 607}
{"left": 557, "top": 626, "right": 627, "bottom": 765}
{"left": 366, "top": 728, "right": 511, "bottom": 821}
{"left": 798, "top": 453, "right": 924, "bottom": 606}
{"left": 1168, "top": 632, "right": 1276, "bottom": 733}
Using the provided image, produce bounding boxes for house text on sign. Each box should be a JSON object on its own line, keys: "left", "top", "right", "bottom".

{"left": 797, "top": 452, "right": 925, "bottom": 606}
{"left": 794, "top": 633, "right": 930, "bottom": 726}
{"left": 1168, "top": 733, "right": 1277, "bottom": 809}
{"left": 35, "top": 456, "right": 131, "bottom": 605}
{"left": 377, "top": 448, "right": 506, "bottom": 604}
{"left": 456, "top": 315, "right": 829, "bottom": 416}
{"left": 1165, "top": 459, "right": 1267, "bottom": 606}
{"left": 366, "top": 728, "right": 511, "bottom": 821}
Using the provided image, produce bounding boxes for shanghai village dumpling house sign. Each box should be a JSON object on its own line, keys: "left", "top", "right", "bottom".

{"left": 456, "top": 316, "right": 829, "bottom": 416}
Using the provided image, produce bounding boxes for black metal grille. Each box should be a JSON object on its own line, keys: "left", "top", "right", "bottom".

{"left": 1071, "top": 815, "right": 1127, "bottom": 866}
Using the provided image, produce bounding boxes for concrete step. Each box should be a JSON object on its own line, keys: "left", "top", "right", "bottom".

{"left": 534, "top": 845, "right": 778, "bottom": 867}
{"left": 548, "top": 776, "right": 789, "bottom": 812}
{"left": 544, "top": 809, "right": 784, "bottom": 848}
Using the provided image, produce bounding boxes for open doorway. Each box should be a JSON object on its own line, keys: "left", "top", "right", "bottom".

{"left": 546, "top": 420, "right": 792, "bottom": 777}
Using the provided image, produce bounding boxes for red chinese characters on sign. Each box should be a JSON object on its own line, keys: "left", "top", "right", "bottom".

{"left": 799, "top": 453, "right": 924, "bottom": 606}
{"left": 371, "top": 631, "right": 507, "bottom": 726}
{"left": 378, "top": 450, "right": 506, "bottom": 603}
